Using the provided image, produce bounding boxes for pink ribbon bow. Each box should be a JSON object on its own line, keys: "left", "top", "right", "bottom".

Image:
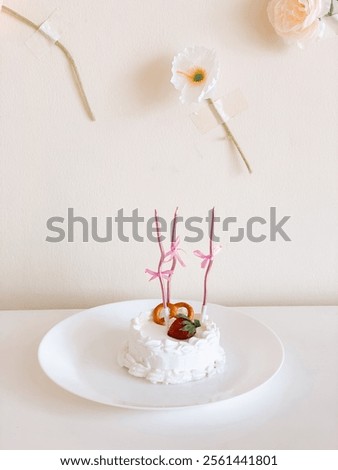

{"left": 193, "top": 245, "right": 222, "bottom": 268}
{"left": 145, "top": 268, "right": 174, "bottom": 281}
{"left": 164, "top": 237, "right": 186, "bottom": 267}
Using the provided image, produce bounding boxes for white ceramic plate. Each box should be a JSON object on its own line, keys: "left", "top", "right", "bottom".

{"left": 38, "top": 300, "right": 284, "bottom": 409}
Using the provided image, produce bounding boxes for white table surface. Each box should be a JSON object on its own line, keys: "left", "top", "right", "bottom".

{"left": 0, "top": 305, "right": 337, "bottom": 450}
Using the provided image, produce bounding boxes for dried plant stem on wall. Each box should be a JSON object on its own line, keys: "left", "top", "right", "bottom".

{"left": 206, "top": 98, "right": 252, "bottom": 174}
{"left": 2, "top": 5, "right": 95, "bottom": 121}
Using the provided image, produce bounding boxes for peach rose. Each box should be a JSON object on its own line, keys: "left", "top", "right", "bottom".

{"left": 267, "top": 0, "right": 331, "bottom": 46}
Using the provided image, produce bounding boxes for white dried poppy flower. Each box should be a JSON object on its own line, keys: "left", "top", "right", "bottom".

{"left": 171, "top": 46, "right": 220, "bottom": 104}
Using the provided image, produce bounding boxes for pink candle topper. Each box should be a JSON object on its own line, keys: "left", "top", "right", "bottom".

{"left": 145, "top": 210, "right": 170, "bottom": 325}
{"left": 193, "top": 208, "right": 221, "bottom": 320}
{"left": 145, "top": 209, "right": 186, "bottom": 326}
{"left": 164, "top": 208, "right": 186, "bottom": 304}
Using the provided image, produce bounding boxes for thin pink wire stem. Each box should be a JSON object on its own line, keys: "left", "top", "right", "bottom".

{"left": 155, "top": 210, "right": 166, "bottom": 307}
{"left": 166, "top": 207, "right": 178, "bottom": 304}
{"left": 202, "top": 208, "right": 215, "bottom": 307}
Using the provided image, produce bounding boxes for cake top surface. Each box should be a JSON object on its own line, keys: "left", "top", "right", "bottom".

{"left": 131, "top": 311, "right": 220, "bottom": 350}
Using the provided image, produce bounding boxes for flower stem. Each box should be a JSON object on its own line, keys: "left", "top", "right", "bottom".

{"left": 329, "top": 1, "right": 334, "bottom": 16}
{"left": 206, "top": 98, "right": 252, "bottom": 174}
{"left": 2, "top": 5, "right": 95, "bottom": 121}
{"left": 327, "top": 0, "right": 338, "bottom": 16}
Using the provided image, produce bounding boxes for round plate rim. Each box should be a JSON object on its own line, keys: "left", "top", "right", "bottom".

{"left": 38, "top": 299, "right": 285, "bottom": 410}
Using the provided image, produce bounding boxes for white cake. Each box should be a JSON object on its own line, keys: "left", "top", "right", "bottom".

{"left": 118, "top": 311, "right": 225, "bottom": 384}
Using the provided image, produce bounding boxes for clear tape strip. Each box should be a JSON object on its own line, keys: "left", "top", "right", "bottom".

{"left": 190, "top": 105, "right": 219, "bottom": 134}
{"left": 190, "top": 89, "right": 248, "bottom": 134}
{"left": 39, "top": 19, "right": 61, "bottom": 43}
{"left": 26, "top": 9, "right": 68, "bottom": 59}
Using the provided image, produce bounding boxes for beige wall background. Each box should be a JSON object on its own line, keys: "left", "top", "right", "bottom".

{"left": 0, "top": 0, "right": 337, "bottom": 310}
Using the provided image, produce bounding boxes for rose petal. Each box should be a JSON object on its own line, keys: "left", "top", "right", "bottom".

{"left": 267, "top": 0, "right": 326, "bottom": 46}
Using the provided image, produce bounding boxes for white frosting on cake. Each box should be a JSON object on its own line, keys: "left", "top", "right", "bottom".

{"left": 118, "top": 311, "right": 225, "bottom": 384}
